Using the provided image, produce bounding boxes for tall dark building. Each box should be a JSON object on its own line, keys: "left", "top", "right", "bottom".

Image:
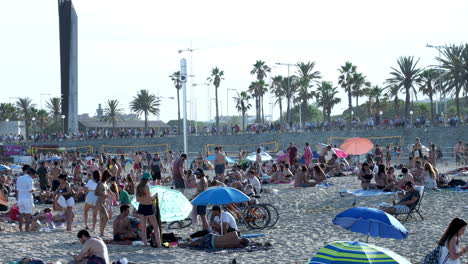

{"left": 58, "top": 0, "right": 78, "bottom": 133}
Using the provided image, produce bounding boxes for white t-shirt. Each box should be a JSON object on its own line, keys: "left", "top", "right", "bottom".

{"left": 214, "top": 211, "right": 237, "bottom": 230}
{"left": 248, "top": 176, "right": 261, "bottom": 194}
{"left": 16, "top": 174, "right": 33, "bottom": 201}
{"left": 85, "top": 179, "right": 97, "bottom": 191}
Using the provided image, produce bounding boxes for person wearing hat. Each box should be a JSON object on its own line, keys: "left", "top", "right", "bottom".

{"left": 136, "top": 172, "right": 162, "bottom": 247}
{"left": 194, "top": 168, "right": 209, "bottom": 231}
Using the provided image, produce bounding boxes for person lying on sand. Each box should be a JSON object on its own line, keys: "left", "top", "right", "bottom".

{"left": 71, "top": 229, "right": 109, "bottom": 264}
{"left": 113, "top": 205, "right": 138, "bottom": 241}
{"left": 180, "top": 231, "right": 250, "bottom": 250}
{"left": 30, "top": 208, "right": 67, "bottom": 231}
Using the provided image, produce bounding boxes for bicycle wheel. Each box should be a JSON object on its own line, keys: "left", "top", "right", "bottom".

{"left": 243, "top": 204, "right": 270, "bottom": 230}
{"left": 261, "top": 203, "right": 279, "bottom": 227}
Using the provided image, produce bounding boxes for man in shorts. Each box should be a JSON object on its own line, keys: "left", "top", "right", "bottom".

{"left": 214, "top": 147, "right": 226, "bottom": 182}
{"left": 150, "top": 153, "right": 162, "bottom": 185}
{"left": 16, "top": 165, "right": 34, "bottom": 232}
{"left": 194, "top": 169, "right": 209, "bottom": 230}
{"left": 172, "top": 154, "right": 187, "bottom": 189}
{"left": 72, "top": 229, "right": 109, "bottom": 264}
{"left": 382, "top": 181, "right": 420, "bottom": 215}
{"left": 180, "top": 231, "right": 250, "bottom": 250}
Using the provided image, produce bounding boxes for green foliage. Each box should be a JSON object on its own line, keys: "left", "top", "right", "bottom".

{"left": 282, "top": 104, "right": 322, "bottom": 123}
{"left": 130, "top": 89, "right": 160, "bottom": 128}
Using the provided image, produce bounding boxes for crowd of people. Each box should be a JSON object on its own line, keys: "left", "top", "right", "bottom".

{"left": 0, "top": 137, "right": 467, "bottom": 263}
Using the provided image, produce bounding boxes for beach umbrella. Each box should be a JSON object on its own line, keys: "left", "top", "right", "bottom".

{"left": 332, "top": 148, "right": 348, "bottom": 158}
{"left": 314, "top": 143, "right": 328, "bottom": 152}
{"left": 130, "top": 185, "right": 192, "bottom": 222}
{"left": 276, "top": 152, "right": 289, "bottom": 162}
{"left": 310, "top": 241, "right": 410, "bottom": 264}
{"left": 0, "top": 165, "right": 11, "bottom": 171}
{"left": 246, "top": 152, "right": 272, "bottom": 162}
{"left": 192, "top": 187, "right": 250, "bottom": 234}
{"left": 340, "top": 138, "right": 374, "bottom": 155}
{"left": 206, "top": 155, "right": 236, "bottom": 164}
{"left": 333, "top": 207, "right": 408, "bottom": 241}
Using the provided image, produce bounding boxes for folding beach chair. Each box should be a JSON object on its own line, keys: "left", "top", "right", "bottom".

{"left": 395, "top": 185, "right": 425, "bottom": 222}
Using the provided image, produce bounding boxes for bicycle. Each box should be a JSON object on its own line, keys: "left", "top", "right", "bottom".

{"left": 259, "top": 203, "right": 279, "bottom": 228}
{"left": 210, "top": 203, "right": 271, "bottom": 230}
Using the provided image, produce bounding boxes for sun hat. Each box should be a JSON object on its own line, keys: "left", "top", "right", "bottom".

{"left": 142, "top": 172, "right": 153, "bottom": 180}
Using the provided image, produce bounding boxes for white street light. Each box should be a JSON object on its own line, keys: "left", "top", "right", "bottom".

{"left": 410, "top": 111, "right": 414, "bottom": 128}
{"left": 5, "top": 118, "right": 9, "bottom": 122}
{"left": 61, "top": 115, "right": 66, "bottom": 134}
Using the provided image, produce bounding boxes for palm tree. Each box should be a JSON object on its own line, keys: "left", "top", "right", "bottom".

{"left": 350, "top": 72, "right": 367, "bottom": 109}
{"left": 169, "top": 71, "right": 182, "bottom": 134}
{"left": 283, "top": 76, "right": 298, "bottom": 124}
{"left": 271, "top": 75, "right": 284, "bottom": 122}
{"left": 368, "top": 85, "right": 384, "bottom": 116}
{"left": 46, "top": 97, "right": 61, "bottom": 130}
{"left": 250, "top": 61, "right": 271, "bottom": 122}
{"left": 0, "top": 103, "right": 18, "bottom": 121}
{"left": 384, "top": 84, "right": 401, "bottom": 116}
{"left": 34, "top": 109, "right": 49, "bottom": 133}
{"left": 316, "top": 81, "right": 341, "bottom": 121}
{"left": 15, "top": 97, "right": 36, "bottom": 138}
{"left": 130, "top": 89, "right": 160, "bottom": 129}
{"left": 101, "top": 99, "right": 124, "bottom": 131}
{"left": 419, "top": 68, "right": 439, "bottom": 122}
{"left": 207, "top": 67, "right": 225, "bottom": 134}
{"left": 338, "top": 62, "right": 357, "bottom": 120}
{"left": 437, "top": 44, "right": 468, "bottom": 118}
{"left": 387, "top": 56, "right": 422, "bottom": 119}
{"left": 234, "top": 91, "right": 252, "bottom": 131}
{"left": 295, "top": 61, "right": 321, "bottom": 124}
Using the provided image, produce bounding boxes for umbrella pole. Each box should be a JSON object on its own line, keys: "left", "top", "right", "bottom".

{"left": 366, "top": 235, "right": 369, "bottom": 243}
{"left": 220, "top": 205, "right": 223, "bottom": 235}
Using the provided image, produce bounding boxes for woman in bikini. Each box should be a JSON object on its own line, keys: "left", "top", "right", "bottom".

{"left": 136, "top": 172, "right": 162, "bottom": 247}
{"left": 358, "top": 163, "right": 374, "bottom": 190}
{"left": 56, "top": 174, "right": 74, "bottom": 231}
{"left": 95, "top": 170, "right": 110, "bottom": 237}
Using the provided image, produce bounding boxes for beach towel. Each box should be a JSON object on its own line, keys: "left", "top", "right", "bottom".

{"left": 440, "top": 187, "right": 468, "bottom": 192}
{"left": 186, "top": 242, "right": 273, "bottom": 253}
{"left": 104, "top": 239, "right": 133, "bottom": 245}
{"left": 340, "top": 189, "right": 397, "bottom": 197}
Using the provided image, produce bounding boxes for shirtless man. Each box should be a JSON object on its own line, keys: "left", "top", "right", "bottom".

{"left": 394, "top": 167, "right": 414, "bottom": 190}
{"left": 411, "top": 160, "right": 424, "bottom": 185}
{"left": 294, "top": 166, "right": 315, "bottom": 187}
{"left": 194, "top": 169, "right": 209, "bottom": 230}
{"left": 214, "top": 147, "right": 226, "bottom": 182}
{"left": 180, "top": 231, "right": 250, "bottom": 250}
{"left": 226, "top": 165, "right": 243, "bottom": 182}
{"left": 72, "top": 230, "right": 109, "bottom": 264}
{"left": 113, "top": 205, "right": 138, "bottom": 241}
{"left": 50, "top": 161, "right": 61, "bottom": 192}
{"left": 454, "top": 140, "right": 464, "bottom": 166}
{"left": 319, "top": 146, "right": 331, "bottom": 164}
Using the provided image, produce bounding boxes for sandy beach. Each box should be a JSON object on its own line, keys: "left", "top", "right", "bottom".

{"left": 0, "top": 168, "right": 467, "bottom": 264}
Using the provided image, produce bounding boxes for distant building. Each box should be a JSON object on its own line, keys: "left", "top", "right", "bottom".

{"left": 96, "top": 104, "right": 103, "bottom": 119}
{"left": 0, "top": 121, "right": 25, "bottom": 135}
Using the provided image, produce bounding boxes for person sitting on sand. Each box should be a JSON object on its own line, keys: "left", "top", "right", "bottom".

{"left": 268, "top": 164, "right": 282, "bottom": 183}
{"left": 113, "top": 205, "right": 138, "bottom": 241}
{"left": 30, "top": 208, "right": 67, "bottom": 231}
{"left": 375, "top": 164, "right": 389, "bottom": 190}
{"left": 325, "top": 154, "right": 339, "bottom": 174}
{"left": 211, "top": 205, "right": 237, "bottom": 234}
{"left": 394, "top": 167, "right": 414, "bottom": 191}
{"left": 72, "top": 229, "right": 109, "bottom": 264}
{"left": 423, "top": 162, "right": 438, "bottom": 190}
{"left": 180, "top": 231, "right": 250, "bottom": 250}
{"left": 246, "top": 170, "right": 261, "bottom": 194}
{"left": 312, "top": 165, "right": 327, "bottom": 185}
{"left": 358, "top": 163, "right": 375, "bottom": 190}
{"left": 411, "top": 160, "right": 425, "bottom": 186}
{"left": 282, "top": 164, "right": 293, "bottom": 183}
{"left": 381, "top": 181, "right": 420, "bottom": 215}
{"left": 295, "top": 166, "right": 316, "bottom": 187}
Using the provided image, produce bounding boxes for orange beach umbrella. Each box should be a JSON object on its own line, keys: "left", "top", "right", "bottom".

{"left": 340, "top": 137, "right": 374, "bottom": 155}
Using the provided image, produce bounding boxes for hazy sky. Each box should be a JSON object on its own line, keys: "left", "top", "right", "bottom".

{"left": 1, "top": 0, "right": 467, "bottom": 122}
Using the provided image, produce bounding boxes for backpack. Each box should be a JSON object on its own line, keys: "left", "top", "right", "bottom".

{"left": 423, "top": 245, "right": 442, "bottom": 264}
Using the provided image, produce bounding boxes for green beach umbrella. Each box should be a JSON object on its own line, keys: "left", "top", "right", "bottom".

{"left": 310, "top": 241, "right": 410, "bottom": 264}
{"left": 131, "top": 185, "right": 192, "bottom": 222}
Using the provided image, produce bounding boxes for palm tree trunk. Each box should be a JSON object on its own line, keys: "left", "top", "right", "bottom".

{"left": 287, "top": 95, "right": 291, "bottom": 125}
{"left": 429, "top": 93, "right": 434, "bottom": 124}
{"left": 261, "top": 95, "right": 264, "bottom": 123}
{"left": 177, "top": 89, "right": 181, "bottom": 135}
{"left": 302, "top": 99, "right": 307, "bottom": 125}
{"left": 394, "top": 96, "right": 399, "bottom": 116}
{"left": 242, "top": 112, "right": 245, "bottom": 132}
{"left": 367, "top": 96, "right": 372, "bottom": 117}
{"left": 144, "top": 112, "right": 148, "bottom": 130}
{"left": 355, "top": 94, "right": 359, "bottom": 113}
{"left": 405, "top": 86, "right": 410, "bottom": 119}
{"left": 215, "top": 86, "right": 220, "bottom": 135}
{"left": 279, "top": 98, "right": 283, "bottom": 123}
{"left": 348, "top": 91, "right": 352, "bottom": 121}
{"left": 455, "top": 88, "right": 460, "bottom": 118}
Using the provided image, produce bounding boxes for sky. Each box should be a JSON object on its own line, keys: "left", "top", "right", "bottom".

{"left": 1, "top": 0, "right": 468, "bottom": 123}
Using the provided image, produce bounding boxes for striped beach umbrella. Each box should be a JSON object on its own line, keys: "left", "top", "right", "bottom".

{"left": 310, "top": 241, "right": 410, "bottom": 264}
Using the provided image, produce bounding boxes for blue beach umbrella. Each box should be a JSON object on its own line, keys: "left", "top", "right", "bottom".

{"left": 310, "top": 241, "right": 410, "bottom": 264}
{"left": 191, "top": 187, "right": 250, "bottom": 206}
{"left": 333, "top": 207, "right": 408, "bottom": 241}
{"left": 206, "top": 155, "right": 236, "bottom": 164}
{"left": 0, "top": 165, "right": 11, "bottom": 171}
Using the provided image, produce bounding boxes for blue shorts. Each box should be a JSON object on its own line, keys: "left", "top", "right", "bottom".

{"left": 215, "top": 164, "right": 225, "bottom": 174}
{"left": 199, "top": 233, "right": 216, "bottom": 249}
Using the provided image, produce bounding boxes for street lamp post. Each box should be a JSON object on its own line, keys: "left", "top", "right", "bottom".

{"left": 275, "top": 62, "right": 295, "bottom": 126}
{"left": 379, "top": 111, "right": 383, "bottom": 126}
{"left": 410, "top": 111, "right": 414, "bottom": 128}
{"left": 61, "top": 115, "right": 66, "bottom": 134}
{"left": 31, "top": 117, "right": 36, "bottom": 140}
{"left": 426, "top": 44, "right": 446, "bottom": 115}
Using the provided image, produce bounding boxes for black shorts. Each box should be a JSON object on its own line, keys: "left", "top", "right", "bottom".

{"left": 137, "top": 204, "right": 154, "bottom": 216}
{"left": 215, "top": 164, "right": 225, "bottom": 174}
{"left": 174, "top": 178, "right": 185, "bottom": 189}
{"left": 152, "top": 170, "right": 161, "bottom": 180}
{"left": 196, "top": 205, "right": 207, "bottom": 216}
{"left": 51, "top": 180, "right": 60, "bottom": 192}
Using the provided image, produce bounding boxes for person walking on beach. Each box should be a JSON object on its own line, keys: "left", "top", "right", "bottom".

{"left": 454, "top": 140, "right": 464, "bottom": 167}
{"left": 72, "top": 229, "right": 109, "bottom": 264}
{"left": 84, "top": 171, "right": 100, "bottom": 230}
{"left": 37, "top": 162, "right": 49, "bottom": 191}
{"left": 194, "top": 168, "right": 209, "bottom": 231}
{"left": 95, "top": 170, "right": 110, "bottom": 237}
{"left": 172, "top": 153, "right": 187, "bottom": 189}
{"left": 304, "top": 142, "right": 313, "bottom": 166}
{"left": 214, "top": 147, "right": 227, "bottom": 182}
{"left": 136, "top": 172, "right": 162, "bottom": 247}
{"left": 56, "top": 174, "right": 75, "bottom": 231}
{"left": 436, "top": 218, "right": 467, "bottom": 264}
{"left": 150, "top": 153, "right": 162, "bottom": 185}
{"left": 16, "top": 165, "right": 34, "bottom": 232}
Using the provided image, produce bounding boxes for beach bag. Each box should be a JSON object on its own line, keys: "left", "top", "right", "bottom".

{"left": 9, "top": 204, "right": 20, "bottom": 221}
{"left": 423, "top": 245, "right": 443, "bottom": 264}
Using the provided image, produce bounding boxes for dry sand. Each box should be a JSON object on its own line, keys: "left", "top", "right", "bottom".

{"left": 0, "top": 169, "right": 467, "bottom": 264}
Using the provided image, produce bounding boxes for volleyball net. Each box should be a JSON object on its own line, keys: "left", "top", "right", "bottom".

{"left": 328, "top": 136, "right": 403, "bottom": 149}
{"left": 205, "top": 141, "right": 279, "bottom": 156}
{"left": 30, "top": 145, "right": 94, "bottom": 154}
{"left": 100, "top": 144, "right": 170, "bottom": 156}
